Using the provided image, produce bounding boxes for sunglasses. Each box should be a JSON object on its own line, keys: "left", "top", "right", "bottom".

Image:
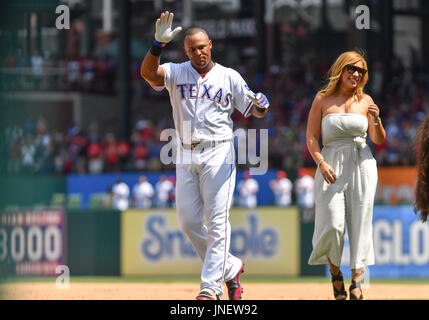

{"left": 345, "top": 64, "right": 367, "bottom": 77}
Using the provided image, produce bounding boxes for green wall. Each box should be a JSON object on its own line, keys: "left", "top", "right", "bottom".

{"left": 0, "top": 175, "right": 66, "bottom": 209}
{"left": 66, "top": 209, "right": 121, "bottom": 276}
{"left": 299, "top": 207, "right": 325, "bottom": 276}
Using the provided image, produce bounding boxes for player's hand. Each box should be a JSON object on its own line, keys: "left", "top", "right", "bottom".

{"left": 247, "top": 92, "right": 270, "bottom": 112}
{"left": 155, "top": 11, "right": 182, "bottom": 44}
{"left": 319, "top": 161, "right": 336, "bottom": 184}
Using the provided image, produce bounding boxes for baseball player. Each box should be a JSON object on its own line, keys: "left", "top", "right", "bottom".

{"left": 269, "top": 170, "right": 293, "bottom": 207}
{"left": 237, "top": 170, "right": 259, "bottom": 208}
{"left": 132, "top": 175, "right": 154, "bottom": 209}
{"left": 295, "top": 168, "right": 315, "bottom": 209}
{"left": 112, "top": 179, "right": 130, "bottom": 211}
{"left": 141, "top": 11, "right": 270, "bottom": 300}
{"left": 155, "top": 174, "right": 174, "bottom": 208}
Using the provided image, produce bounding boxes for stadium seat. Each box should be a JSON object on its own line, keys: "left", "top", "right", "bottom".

{"left": 51, "top": 193, "right": 66, "bottom": 207}
{"left": 89, "top": 193, "right": 105, "bottom": 208}
{"left": 67, "top": 193, "right": 82, "bottom": 209}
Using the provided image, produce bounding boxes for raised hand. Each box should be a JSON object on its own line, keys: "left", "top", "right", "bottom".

{"left": 155, "top": 11, "right": 182, "bottom": 45}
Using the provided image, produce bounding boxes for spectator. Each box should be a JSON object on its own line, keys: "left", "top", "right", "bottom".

{"left": 237, "top": 170, "right": 259, "bottom": 208}
{"left": 155, "top": 175, "right": 174, "bottom": 208}
{"left": 67, "top": 58, "right": 80, "bottom": 90}
{"left": 31, "top": 50, "right": 43, "bottom": 88}
{"left": 132, "top": 143, "right": 148, "bottom": 171}
{"left": 87, "top": 140, "right": 104, "bottom": 174}
{"left": 112, "top": 179, "right": 130, "bottom": 211}
{"left": 101, "top": 187, "right": 113, "bottom": 208}
{"left": 168, "top": 175, "right": 176, "bottom": 208}
{"left": 117, "top": 140, "right": 131, "bottom": 170}
{"left": 8, "top": 141, "right": 21, "bottom": 174}
{"left": 269, "top": 170, "right": 293, "bottom": 207}
{"left": 21, "top": 136, "right": 36, "bottom": 174}
{"left": 104, "top": 133, "right": 119, "bottom": 172}
{"left": 132, "top": 176, "right": 154, "bottom": 209}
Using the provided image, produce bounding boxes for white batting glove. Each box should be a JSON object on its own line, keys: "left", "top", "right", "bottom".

{"left": 154, "top": 11, "right": 182, "bottom": 46}
{"left": 247, "top": 92, "right": 270, "bottom": 111}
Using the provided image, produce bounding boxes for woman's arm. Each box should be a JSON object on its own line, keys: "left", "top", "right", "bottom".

{"left": 365, "top": 95, "right": 386, "bottom": 145}
{"left": 306, "top": 93, "right": 337, "bottom": 184}
{"left": 306, "top": 93, "right": 324, "bottom": 164}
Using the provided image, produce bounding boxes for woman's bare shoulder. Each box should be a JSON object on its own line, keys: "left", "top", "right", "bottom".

{"left": 362, "top": 93, "right": 374, "bottom": 104}
{"left": 313, "top": 92, "right": 327, "bottom": 105}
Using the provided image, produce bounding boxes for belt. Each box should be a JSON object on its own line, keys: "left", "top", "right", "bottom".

{"left": 324, "top": 136, "right": 367, "bottom": 163}
{"left": 181, "top": 139, "right": 229, "bottom": 151}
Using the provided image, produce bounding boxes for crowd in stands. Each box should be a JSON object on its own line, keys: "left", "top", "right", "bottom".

{"left": 1, "top": 50, "right": 429, "bottom": 176}
{"left": 1, "top": 50, "right": 123, "bottom": 95}
{"left": 1, "top": 116, "right": 173, "bottom": 175}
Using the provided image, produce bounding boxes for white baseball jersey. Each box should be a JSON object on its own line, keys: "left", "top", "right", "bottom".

{"left": 157, "top": 61, "right": 255, "bottom": 143}
{"left": 153, "top": 60, "right": 251, "bottom": 296}
{"left": 132, "top": 181, "right": 155, "bottom": 209}
{"left": 112, "top": 182, "right": 130, "bottom": 211}
{"left": 270, "top": 178, "right": 293, "bottom": 207}
{"left": 238, "top": 178, "right": 259, "bottom": 208}
{"left": 295, "top": 175, "right": 315, "bottom": 208}
{"left": 155, "top": 179, "right": 174, "bottom": 208}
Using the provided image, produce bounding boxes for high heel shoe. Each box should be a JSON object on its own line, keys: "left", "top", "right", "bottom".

{"left": 331, "top": 270, "right": 347, "bottom": 300}
{"left": 349, "top": 280, "right": 364, "bottom": 300}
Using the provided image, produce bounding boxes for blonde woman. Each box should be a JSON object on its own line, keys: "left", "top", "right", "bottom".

{"left": 306, "top": 51, "right": 386, "bottom": 300}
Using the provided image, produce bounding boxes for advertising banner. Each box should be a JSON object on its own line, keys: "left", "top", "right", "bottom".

{"left": 121, "top": 207, "right": 300, "bottom": 276}
{"left": 0, "top": 209, "right": 65, "bottom": 276}
{"left": 334, "top": 206, "right": 429, "bottom": 278}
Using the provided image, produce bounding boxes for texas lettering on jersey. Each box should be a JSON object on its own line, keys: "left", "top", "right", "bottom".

{"left": 176, "top": 83, "right": 232, "bottom": 108}
{"left": 159, "top": 61, "right": 255, "bottom": 141}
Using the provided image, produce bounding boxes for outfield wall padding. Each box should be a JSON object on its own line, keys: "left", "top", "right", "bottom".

{"left": 0, "top": 175, "right": 66, "bottom": 209}
{"left": 66, "top": 209, "right": 121, "bottom": 276}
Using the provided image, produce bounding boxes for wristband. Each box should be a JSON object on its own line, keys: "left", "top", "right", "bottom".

{"left": 255, "top": 106, "right": 267, "bottom": 113}
{"left": 150, "top": 39, "right": 167, "bottom": 56}
{"left": 153, "top": 39, "right": 167, "bottom": 48}
{"left": 373, "top": 116, "right": 381, "bottom": 126}
{"left": 316, "top": 158, "right": 324, "bottom": 168}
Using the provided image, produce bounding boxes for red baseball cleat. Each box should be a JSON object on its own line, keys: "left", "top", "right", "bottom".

{"left": 225, "top": 263, "right": 244, "bottom": 300}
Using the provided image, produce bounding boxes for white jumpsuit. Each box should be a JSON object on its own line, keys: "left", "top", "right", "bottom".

{"left": 308, "top": 113, "right": 377, "bottom": 270}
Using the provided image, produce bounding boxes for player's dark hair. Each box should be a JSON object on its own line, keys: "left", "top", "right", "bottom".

{"left": 184, "top": 27, "right": 210, "bottom": 39}
{"left": 414, "top": 114, "right": 429, "bottom": 222}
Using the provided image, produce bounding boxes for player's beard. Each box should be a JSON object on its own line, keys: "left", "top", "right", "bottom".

{"left": 192, "top": 59, "right": 213, "bottom": 74}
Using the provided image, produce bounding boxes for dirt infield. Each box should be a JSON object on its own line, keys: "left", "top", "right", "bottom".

{"left": 2, "top": 282, "right": 429, "bottom": 300}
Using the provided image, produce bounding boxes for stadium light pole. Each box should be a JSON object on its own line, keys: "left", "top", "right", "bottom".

{"left": 84, "top": 0, "right": 94, "bottom": 57}
{"left": 381, "top": 0, "right": 393, "bottom": 96}
{"left": 423, "top": 1, "right": 429, "bottom": 60}
{"left": 26, "top": 12, "right": 32, "bottom": 64}
{"left": 264, "top": 0, "right": 275, "bottom": 67}
{"left": 255, "top": 0, "right": 266, "bottom": 72}
{"left": 118, "top": 0, "right": 131, "bottom": 140}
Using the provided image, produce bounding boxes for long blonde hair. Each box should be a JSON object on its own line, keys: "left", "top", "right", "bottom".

{"left": 318, "top": 51, "right": 369, "bottom": 101}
